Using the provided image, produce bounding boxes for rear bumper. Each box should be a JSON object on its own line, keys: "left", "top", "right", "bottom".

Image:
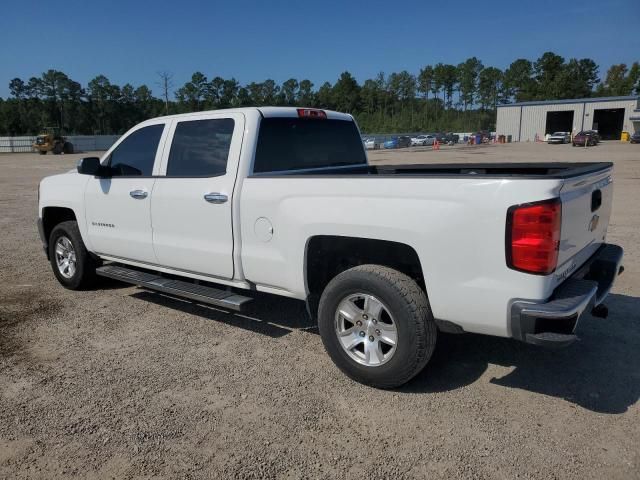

{"left": 510, "top": 244, "right": 623, "bottom": 347}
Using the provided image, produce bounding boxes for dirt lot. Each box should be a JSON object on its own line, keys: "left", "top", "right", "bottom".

{"left": 1, "top": 142, "right": 639, "bottom": 479}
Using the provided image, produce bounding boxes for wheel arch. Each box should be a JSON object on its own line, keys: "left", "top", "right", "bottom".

{"left": 304, "top": 235, "right": 427, "bottom": 319}
{"left": 42, "top": 206, "right": 78, "bottom": 251}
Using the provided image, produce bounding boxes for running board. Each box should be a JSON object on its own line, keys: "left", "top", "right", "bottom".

{"left": 96, "top": 264, "right": 253, "bottom": 311}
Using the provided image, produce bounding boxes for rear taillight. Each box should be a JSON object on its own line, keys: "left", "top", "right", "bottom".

{"left": 297, "top": 108, "right": 327, "bottom": 119}
{"left": 506, "top": 198, "right": 562, "bottom": 275}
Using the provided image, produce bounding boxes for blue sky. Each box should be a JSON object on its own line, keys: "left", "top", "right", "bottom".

{"left": 1, "top": 0, "right": 638, "bottom": 98}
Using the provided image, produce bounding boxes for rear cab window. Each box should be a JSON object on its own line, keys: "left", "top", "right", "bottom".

{"left": 166, "top": 118, "right": 235, "bottom": 177}
{"left": 253, "top": 117, "right": 367, "bottom": 174}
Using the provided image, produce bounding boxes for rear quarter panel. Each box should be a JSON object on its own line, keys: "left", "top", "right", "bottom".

{"left": 239, "top": 175, "right": 565, "bottom": 337}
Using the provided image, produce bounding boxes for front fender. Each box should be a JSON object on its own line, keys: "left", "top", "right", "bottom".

{"left": 39, "top": 172, "right": 91, "bottom": 250}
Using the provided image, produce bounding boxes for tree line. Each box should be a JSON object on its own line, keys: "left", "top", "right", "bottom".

{"left": 1, "top": 51, "right": 638, "bottom": 136}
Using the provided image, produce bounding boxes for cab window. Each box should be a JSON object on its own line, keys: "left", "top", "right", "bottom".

{"left": 166, "top": 118, "right": 235, "bottom": 177}
{"left": 108, "top": 124, "right": 164, "bottom": 176}
{"left": 253, "top": 118, "right": 366, "bottom": 173}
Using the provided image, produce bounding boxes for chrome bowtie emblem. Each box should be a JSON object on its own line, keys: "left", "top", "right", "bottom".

{"left": 589, "top": 214, "right": 599, "bottom": 232}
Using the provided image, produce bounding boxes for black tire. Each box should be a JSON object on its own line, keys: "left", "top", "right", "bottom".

{"left": 63, "top": 142, "right": 74, "bottom": 154}
{"left": 318, "top": 265, "right": 437, "bottom": 388}
{"left": 52, "top": 143, "right": 63, "bottom": 155}
{"left": 48, "top": 220, "right": 97, "bottom": 290}
{"left": 38, "top": 150, "right": 47, "bottom": 155}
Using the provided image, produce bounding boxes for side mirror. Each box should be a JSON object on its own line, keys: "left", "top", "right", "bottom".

{"left": 77, "top": 157, "right": 108, "bottom": 176}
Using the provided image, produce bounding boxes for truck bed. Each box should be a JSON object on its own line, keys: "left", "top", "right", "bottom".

{"left": 251, "top": 162, "right": 612, "bottom": 179}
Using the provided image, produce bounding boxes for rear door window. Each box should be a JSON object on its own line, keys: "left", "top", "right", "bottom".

{"left": 253, "top": 118, "right": 367, "bottom": 173}
{"left": 166, "top": 118, "right": 235, "bottom": 177}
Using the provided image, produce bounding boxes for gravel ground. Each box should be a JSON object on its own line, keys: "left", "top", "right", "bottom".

{"left": 1, "top": 142, "right": 639, "bottom": 479}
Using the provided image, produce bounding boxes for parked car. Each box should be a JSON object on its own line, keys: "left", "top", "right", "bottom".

{"left": 548, "top": 132, "right": 571, "bottom": 144}
{"left": 444, "top": 133, "right": 460, "bottom": 145}
{"left": 383, "top": 138, "right": 398, "bottom": 149}
{"left": 383, "top": 136, "right": 411, "bottom": 149}
{"left": 38, "top": 106, "right": 623, "bottom": 388}
{"left": 397, "top": 135, "right": 412, "bottom": 148}
{"left": 433, "top": 132, "right": 459, "bottom": 145}
{"left": 434, "top": 132, "right": 448, "bottom": 144}
{"left": 573, "top": 131, "right": 597, "bottom": 147}
{"left": 586, "top": 130, "right": 601, "bottom": 143}
{"left": 363, "top": 137, "right": 380, "bottom": 150}
{"left": 630, "top": 131, "right": 640, "bottom": 144}
{"left": 411, "top": 134, "right": 435, "bottom": 146}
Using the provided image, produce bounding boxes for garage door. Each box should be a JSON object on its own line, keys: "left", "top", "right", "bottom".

{"left": 593, "top": 108, "right": 625, "bottom": 140}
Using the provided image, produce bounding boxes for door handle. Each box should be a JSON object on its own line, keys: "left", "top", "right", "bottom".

{"left": 129, "top": 189, "right": 148, "bottom": 199}
{"left": 204, "top": 193, "right": 228, "bottom": 204}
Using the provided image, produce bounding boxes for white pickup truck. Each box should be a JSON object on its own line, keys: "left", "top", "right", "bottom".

{"left": 38, "top": 107, "right": 624, "bottom": 388}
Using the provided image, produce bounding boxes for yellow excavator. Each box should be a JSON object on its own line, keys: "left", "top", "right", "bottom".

{"left": 32, "top": 127, "right": 74, "bottom": 155}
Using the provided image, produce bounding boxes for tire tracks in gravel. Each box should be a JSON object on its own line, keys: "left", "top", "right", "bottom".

{"left": 0, "top": 290, "right": 62, "bottom": 357}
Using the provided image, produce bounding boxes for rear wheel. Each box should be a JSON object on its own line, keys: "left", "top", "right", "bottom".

{"left": 63, "top": 142, "right": 74, "bottom": 154}
{"left": 318, "top": 265, "right": 437, "bottom": 388}
{"left": 49, "top": 221, "right": 97, "bottom": 290}
{"left": 52, "top": 143, "right": 63, "bottom": 155}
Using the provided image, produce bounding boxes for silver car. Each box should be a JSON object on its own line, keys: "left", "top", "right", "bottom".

{"left": 363, "top": 137, "right": 380, "bottom": 150}
{"left": 548, "top": 132, "right": 571, "bottom": 144}
{"left": 411, "top": 134, "right": 435, "bottom": 146}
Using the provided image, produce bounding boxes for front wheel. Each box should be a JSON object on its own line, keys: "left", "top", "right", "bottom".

{"left": 49, "top": 221, "right": 97, "bottom": 290}
{"left": 318, "top": 265, "right": 437, "bottom": 388}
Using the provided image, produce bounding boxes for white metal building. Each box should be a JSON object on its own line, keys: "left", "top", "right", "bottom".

{"left": 496, "top": 96, "right": 639, "bottom": 141}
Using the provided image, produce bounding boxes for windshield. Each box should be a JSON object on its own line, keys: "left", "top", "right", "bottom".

{"left": 253, "top": 118, "right": 367, "bottom": 173}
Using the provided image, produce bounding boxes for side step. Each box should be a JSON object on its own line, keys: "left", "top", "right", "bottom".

{"left": 96, "top": 264, "right": 253, "bottom": 312}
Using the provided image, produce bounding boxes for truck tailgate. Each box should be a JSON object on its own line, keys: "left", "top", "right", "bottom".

{"left": 555, "top": 165, "right": 614, "bottom": 281}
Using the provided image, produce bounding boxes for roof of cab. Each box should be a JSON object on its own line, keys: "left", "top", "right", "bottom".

{"left": 258, "top": 107, "right": 353, "bottom": 121}
{"left": 142, "top": 106, "right": 353, "bottom": 124}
